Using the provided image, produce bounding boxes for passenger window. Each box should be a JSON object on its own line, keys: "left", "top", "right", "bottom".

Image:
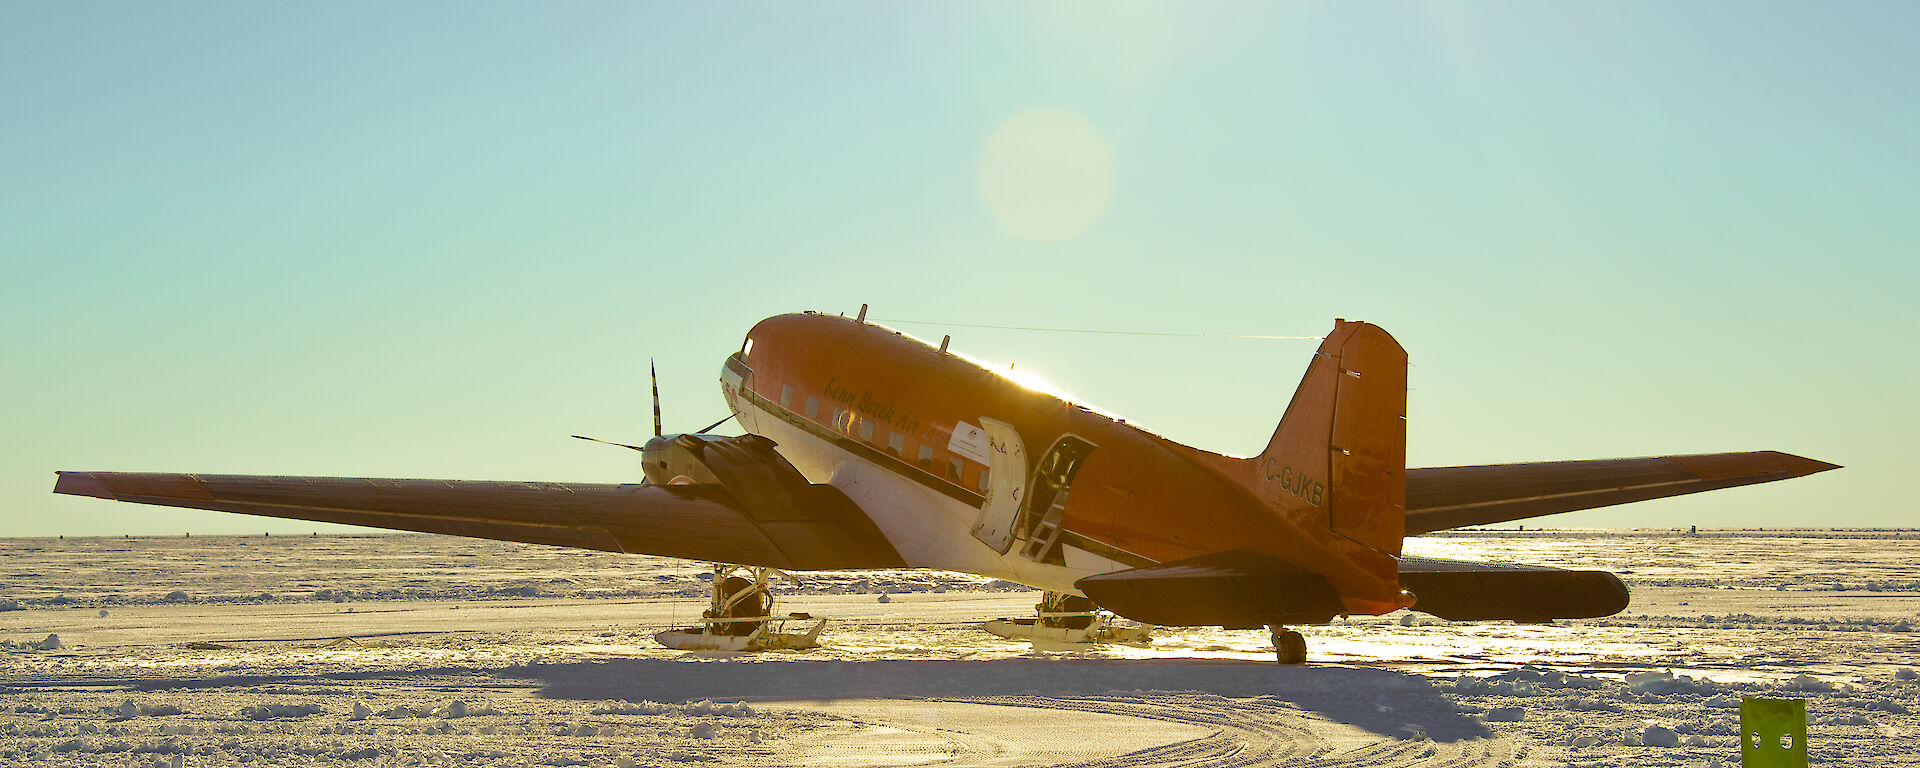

{"left": 918, "top": 445, "right": 933, "bottom": 468}
{"left": 947, "top": 457, "right": 963, "bottom": 482}
{"left": 976, "top": 468, "right": 991, "bottom": 493}
{"left": 833, "top": 408, "right": 851, "bottom": 432}
{"left": 888, "top": 433, "right": 904, "bottom": 456}
{"left": 780, "top": 384, "right": 793, "bottom": 408}
{"left": 805, "top": 396, "right": 818, "bottom": 419}
{"left": 859, "top": 419, "right": 875, "bottom": 443}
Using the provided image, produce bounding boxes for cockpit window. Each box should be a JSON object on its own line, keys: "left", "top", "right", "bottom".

{"left": 742, "top": 337, "right": 754, "bottom": 358}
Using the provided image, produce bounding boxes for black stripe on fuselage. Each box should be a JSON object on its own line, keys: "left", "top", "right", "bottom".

{"left": 1056, "top": 530, "right": 1157, "bottom": 569}
{"left": 740, "top": 386, "right": 1159, "bottom": 570}
{"left": 740, "top": 387, "right": 988, "bottom": 509}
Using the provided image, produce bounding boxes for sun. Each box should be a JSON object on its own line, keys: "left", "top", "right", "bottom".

{"left": 977, "top": 108, "right": 1116, "bottom": 243}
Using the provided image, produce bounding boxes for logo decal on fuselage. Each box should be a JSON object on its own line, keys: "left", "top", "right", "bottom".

{"left": 1263, "top": 457, "right": 1325, "bottom": 507}
{"left": 824, "top": 376, "right": 924, "bottom": 436}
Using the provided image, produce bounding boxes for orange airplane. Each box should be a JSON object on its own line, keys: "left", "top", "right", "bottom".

{"left": 54, "top": 310, "right": 1838, "bottom": 662}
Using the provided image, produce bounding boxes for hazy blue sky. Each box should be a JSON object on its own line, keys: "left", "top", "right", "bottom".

{"left": 4, "top": 3, "right": 1913, "bottom": 536}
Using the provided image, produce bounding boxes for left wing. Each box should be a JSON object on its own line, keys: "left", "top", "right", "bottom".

{"left": 53, "top": 471, "right": 903, "bottom": 570}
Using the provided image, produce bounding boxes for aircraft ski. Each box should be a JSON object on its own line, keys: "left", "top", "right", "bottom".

{"left": 654, "top": 565, "right": 827, "bottom": 652}
{"left": 980, "top": 591, "right": 1154, "bottom": 646}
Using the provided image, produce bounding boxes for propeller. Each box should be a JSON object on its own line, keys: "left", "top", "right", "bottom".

{"left": 571, "top": 358, "right": 734, "bottom": 454}
{"left": 650, "top": 358, "right": 663, "bottom": 438}
{"left": 569, "top": 434, "right": 646, "bottom": 453}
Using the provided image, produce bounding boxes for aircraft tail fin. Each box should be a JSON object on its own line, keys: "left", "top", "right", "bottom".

{"left": 1250, "top": 319, "right": 1408, "bottom": 557}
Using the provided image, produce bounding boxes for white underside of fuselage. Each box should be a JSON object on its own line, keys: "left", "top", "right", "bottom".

{"left": 729, "top": 390, "right": 1123, "bottom": 594}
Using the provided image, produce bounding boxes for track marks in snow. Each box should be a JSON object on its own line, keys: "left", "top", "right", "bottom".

{"left": 777, "top": 694, "right": 1529, "bottom": 768}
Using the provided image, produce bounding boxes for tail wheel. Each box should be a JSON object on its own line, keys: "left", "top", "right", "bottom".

{"left": 1271, "top": 627, "right": 1307, "bottom": 665}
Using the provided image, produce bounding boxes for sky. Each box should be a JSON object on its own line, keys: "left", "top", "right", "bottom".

{"left": 3, "top": 3, "right": 1914, "bottom": 537}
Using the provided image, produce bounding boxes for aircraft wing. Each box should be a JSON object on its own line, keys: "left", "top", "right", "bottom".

{"left": 52, "top": 471, "right": 904, "bottom": 570}
{"left": 1077, "top": 550, "right": 1629, "bottom": 626}
{"left": 1395, "top": 555, "right": 1627, "bottom": 622}
{"left": 1403, "top": 450, "right": 1839, "bottom": 535}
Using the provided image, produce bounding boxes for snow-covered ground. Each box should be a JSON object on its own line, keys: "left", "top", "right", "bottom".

{"left": 1, "top": 530, "right": 1915, "bottom": 766}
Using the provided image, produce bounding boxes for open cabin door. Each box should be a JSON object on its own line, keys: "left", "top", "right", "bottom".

{"left": 1015, "top": 435, "right": 1097, "bottom": 565}
{"left": 970, "top": 418, "right": 1028, "bottom": 554}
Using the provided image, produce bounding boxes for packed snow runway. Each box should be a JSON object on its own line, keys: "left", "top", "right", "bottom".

{"left": 2, "top": 530, "right": 1916, "bottom": 766}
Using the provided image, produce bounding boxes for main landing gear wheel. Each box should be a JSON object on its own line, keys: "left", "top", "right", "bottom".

{"left": 1270, "top": 626, "right": 1307, "bottom": 665}
{"left": 710, "top": 575, "right": 770, "bottom": 637}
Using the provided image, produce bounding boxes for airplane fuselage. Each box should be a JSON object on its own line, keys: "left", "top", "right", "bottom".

{"left": 719, "top": 312, "right": 1395, "bottom": 605}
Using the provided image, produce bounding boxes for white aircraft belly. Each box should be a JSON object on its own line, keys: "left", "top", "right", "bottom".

{"left": 731, "top": 392, "right": 1104, "bottom": 594}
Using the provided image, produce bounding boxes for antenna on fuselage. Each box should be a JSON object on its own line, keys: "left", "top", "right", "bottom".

{"left": 650, "top": 359, "right": 663, "bottom": 438}
{"left": 856, "top": 303, "right": 868, "bottom": 324}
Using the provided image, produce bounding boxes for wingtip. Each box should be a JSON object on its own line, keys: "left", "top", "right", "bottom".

{"left": 1766, "top": 451, "right": 1842, "bottom": 476}
{"left": 53, "top": 471, "right": 114, "bottom": 500}
{"left": 1666, "top": 450, "right": 1842, "bottom": 482}
{"left": 1804, "top": 456, "right": 1843, "bottom": 475}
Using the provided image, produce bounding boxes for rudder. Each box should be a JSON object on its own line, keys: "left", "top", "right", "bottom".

{"left": 1251, "top": 319, "right": 1408, "bottom": 557}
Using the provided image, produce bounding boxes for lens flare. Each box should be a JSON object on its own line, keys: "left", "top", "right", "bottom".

{"left": 978, "top": 108, "right": 1115, "bottom": 243}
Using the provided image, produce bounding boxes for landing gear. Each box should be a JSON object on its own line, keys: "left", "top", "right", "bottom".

{"left": 1040, "top": 592, "right": 1096, "bottom": 630}
{"left": 709, "top": 574, "right": 770, "bottom": 637}
{"left": 654, "top": 565, "right": 828, "bottom": 651}
{"left": 982, "top": 591, "right": 1154, "bottom": 645}
{"left": 1270, "top": 626, "right": 1307, "bottom": 665}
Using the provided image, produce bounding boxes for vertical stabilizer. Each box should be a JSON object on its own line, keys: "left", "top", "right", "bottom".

{"left": 1252, "top": 320, "right": 1408, "bottom": 557}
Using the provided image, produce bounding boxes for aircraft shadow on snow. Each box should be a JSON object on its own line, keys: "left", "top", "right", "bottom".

{"left": 500, "top": 657, "right": 1492, "bottom": 742}
{"left": 101, "top": 656, "right": 1481, "bottom": 740}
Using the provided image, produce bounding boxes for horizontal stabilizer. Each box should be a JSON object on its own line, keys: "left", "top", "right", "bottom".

{"left": 1076, "top": 550, "right": 1345, "bottom": 628}
{"left": 1398, "top": 556, "right": 1629, "bottom": 621}
{"left": 53, "top": 471, "right": 903, "bottom": 570}
{"left": 1404, "top": 451, "right": 1839, "bottom": 535}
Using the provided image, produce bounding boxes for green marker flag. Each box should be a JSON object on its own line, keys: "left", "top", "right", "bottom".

{"left": 1741, "top": 698, "right": 1808, "bottom": 768}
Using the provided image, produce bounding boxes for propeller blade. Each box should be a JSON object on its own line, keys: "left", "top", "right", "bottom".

{"left": 650, "top": 359, "right": 663, "bottom": 438}
{"left": 570, "top": 434, "right": 648, "bottom": 453}
{"left": 698, "top": 413, "right": 734, "bottom": 433}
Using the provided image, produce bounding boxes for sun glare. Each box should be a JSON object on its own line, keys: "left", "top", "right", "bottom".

{"left": 971, "top": 354, "right": 1130, "bottom": 425}
{"left": 992, "top": 362, "right": 1068, "bottom": 398}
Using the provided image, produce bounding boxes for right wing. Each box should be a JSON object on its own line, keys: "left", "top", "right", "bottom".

{"left": 1077, "top": 550, "right": 1629, "bottom": 626}
{"left": 1077, "top": 550, "right": 1345, "bottom": 628}
{"left": 53, "top": 471, "right": 904, "bottom": 570}
{"left": 1396, "top": 555, "right": 1627, "bottom": 622}
{"left": 1404, "top": 450, "right": 1839, "bottom": 535}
